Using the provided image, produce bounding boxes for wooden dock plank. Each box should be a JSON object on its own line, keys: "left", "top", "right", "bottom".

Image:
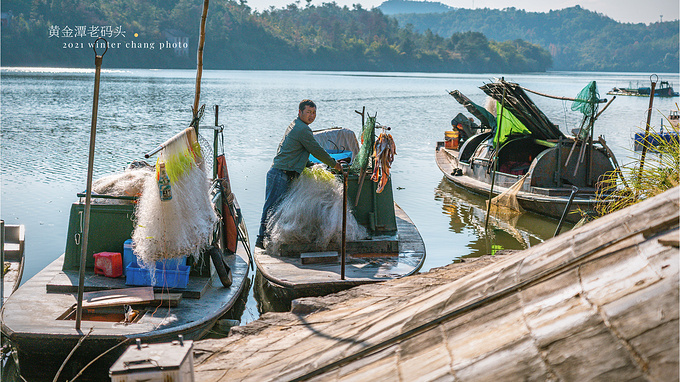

{"left": 81, "top": 287, "right": 155, "bottom": 308}
{"left": 195, "top": 187, "right": 679, "bottom": 382}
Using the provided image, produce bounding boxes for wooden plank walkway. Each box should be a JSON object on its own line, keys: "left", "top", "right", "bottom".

{"left": 194, "top": 186, "right": 679, "bottom": 381}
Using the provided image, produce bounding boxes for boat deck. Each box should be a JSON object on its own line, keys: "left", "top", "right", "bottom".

{"left": 2, "top": 250, "right": 249, "bottom": 340}
{"left": 2, "top": 261, "right": 23, "bottom": 303}
{"left": 45, "top": 262, "right": 213, "bottom": 299}
{"left": 255, "top": 204, "right": 425, "bottom": 296}
{"left": 2, "top": 224, "right": 25, "bottom": 302}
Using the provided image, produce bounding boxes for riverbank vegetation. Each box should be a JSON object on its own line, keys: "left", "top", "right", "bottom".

{"left": 596, "top": 107, "right": 680, "bottom": 215}
{"left": 2, "top": 0, "right": 552, "bottom": 72}
{"left": 389, "top": 4, "right": 679, "bottom": 73}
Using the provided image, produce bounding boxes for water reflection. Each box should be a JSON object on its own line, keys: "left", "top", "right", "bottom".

{"left": 434, "top": 178, "right": 571, "bottom": 259}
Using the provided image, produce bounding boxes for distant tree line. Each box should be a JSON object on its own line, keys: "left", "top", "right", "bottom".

{"left": 1, "top": 0, "right": 552, "bottom": 73}
{"left": 388, "top": 5, "right": 679, "bottom": 72}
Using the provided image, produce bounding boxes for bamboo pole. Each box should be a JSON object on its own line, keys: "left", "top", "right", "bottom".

{"left": 554, "top": 186, "right": 578, "bottom": 237}
{"left": 586, "top": 96, "right": 617, "bottom": 184}
{"left": 341, "top": 171, "right": 347, "bottom": 280}
{"left": 521, "top": 85, "right": 607, "bottom": 104}
{"left": 598, "top": 136, "right": 629, "bottom": 189}
{"left": 192, "top": 0, "right": 210, "bottom": 132}
{"left": 354, "top": 107, "right": 368, "bottom": 207}
{"left": 484, "top": 87, "right": 506, "bottom": 235}
{"left": 76, "top": 38, "right": 108, "bottom": 330}
{"left": 638, "top": 75, "right": 658, "bottom": 183}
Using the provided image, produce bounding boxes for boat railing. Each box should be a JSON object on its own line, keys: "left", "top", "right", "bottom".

{"left": 471, "top": 157, "right": 493, "bottom": 166}
{"left": 76, "top": 193, "right": 138, "bottom": 201}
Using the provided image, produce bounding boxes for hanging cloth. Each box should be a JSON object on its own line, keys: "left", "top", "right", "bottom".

{"left": 217, "top": 154, "right": 238, "bottom": 253}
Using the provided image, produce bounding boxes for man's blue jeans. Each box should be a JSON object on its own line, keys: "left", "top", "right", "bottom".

{"left": 257, "top": 168, "right": 293, "bottom": 244}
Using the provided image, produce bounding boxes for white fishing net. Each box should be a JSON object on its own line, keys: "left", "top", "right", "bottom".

{"left": 266, "top": 165, "right": 367, "bottom": 253}
{"left": 91, "top": 162, "right": 154, "bottom": 204}
{"left": 132, "top": 128, "right": 217, "bottom": 267}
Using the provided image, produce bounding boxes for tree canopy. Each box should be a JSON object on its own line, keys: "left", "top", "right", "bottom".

{"left": 2, "top": 0, "right": 552, "bottom": 72}
{"left": 389, "top": 5, "right": 679, "bottom": 72}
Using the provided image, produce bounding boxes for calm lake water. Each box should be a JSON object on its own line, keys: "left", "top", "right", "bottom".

{"left": 1, "top": 68, "right": 678, "bottom": 325}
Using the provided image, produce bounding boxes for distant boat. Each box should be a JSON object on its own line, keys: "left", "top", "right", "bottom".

{"left": 255, "top": 120, "right": 426, "bottom": 303}
{"left": 437, "top": 79, "right": 619, "bottom": 223}
{"left": 607, "top": 80, "right": 679, "bottom": 97}
{"left": 633, "top": 110, "right": 679, "bottom": 151}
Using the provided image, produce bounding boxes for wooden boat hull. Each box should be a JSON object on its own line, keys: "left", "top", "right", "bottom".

{"left": 255, "top": 203, "right": 426, "bottom": 302}
{"left": 1, "top": 244, "right": 250, "bottom": 381}
{"left": 436, "top": 143, "right": 601, "bottom": 223}
{"left": 2, "top": 224, "right": 25, "bottom": 302}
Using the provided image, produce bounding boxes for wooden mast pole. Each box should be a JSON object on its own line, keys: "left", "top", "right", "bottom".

{"left": 484, "top": 86, "right": 506, "bottom": 235}
{"left": 638, "top": 75, "right": 658, "bottom": 183}
{"left": 192, "top": 0, "right": 210, "bottom": 134}
{"left": 76, "top": 38, "right": 108, "bottom": 330}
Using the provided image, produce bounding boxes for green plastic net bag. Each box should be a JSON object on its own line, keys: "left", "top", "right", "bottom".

{"left": 571, "top": 81, "right": 599, "bottom": 117}
{"left": 350, "top": 116, "right": 375, "bottom": 174}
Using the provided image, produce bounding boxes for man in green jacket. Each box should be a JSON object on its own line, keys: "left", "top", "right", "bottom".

{"left": 255, "top": 99, "right": 342, "bottom": 249}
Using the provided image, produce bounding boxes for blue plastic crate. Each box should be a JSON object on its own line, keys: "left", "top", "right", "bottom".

{"left": 122, "top": 239, "right": 186, "bottom": 277}
{"left": 309, "top": 149, "right": 352, "bottom": 164}
{"left": 122, "top": 239, "right": 136, "bottom": 275}
{"left": 125, "top": 262, "right": 191, "bottom": 289}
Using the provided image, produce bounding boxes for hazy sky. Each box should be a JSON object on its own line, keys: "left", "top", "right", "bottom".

{"left": 247, "top": 0, "right": 679, "bottom": 24}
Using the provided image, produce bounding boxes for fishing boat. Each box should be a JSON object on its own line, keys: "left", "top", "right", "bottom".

{"left": 633, "top": 110, "right": 679, "bottom": 151}
{"left": 255, "top": 113, "right": 426, "bottom": 304}
{"left": 436, "top": 79, "right": 619, "bottom": 223}
{"left": 0, "top": 112, "right": 251, "bottom": 381}
{"left": 2, "top": 223, "right": 25, "bottom": 303}
{"left": 1, "top": 2, "right": 251, "bottom": 380}
{"left": 607, "top": 80, "right": 679, "bottom": 97}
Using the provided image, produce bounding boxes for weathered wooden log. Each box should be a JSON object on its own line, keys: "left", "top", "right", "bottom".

{"left": 194, "top": 187, "right": 679, "bottom": 381}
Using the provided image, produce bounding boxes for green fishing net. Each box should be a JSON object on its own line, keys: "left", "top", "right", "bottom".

{"left": 571, "top": 81, "right": 599, "bottom": 116}
{"left": 350, "top": 116, "right": 375, "bottom": 174}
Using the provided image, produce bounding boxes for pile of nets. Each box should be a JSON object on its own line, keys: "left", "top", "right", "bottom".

{"left": 132, "top": 127, "right": 217, "bottom": 267}
{"left": 266, "top": 164, "right": 367, "bottom": 252}
{"left": 91, "top": 161, "right": 154, "bottom": 204}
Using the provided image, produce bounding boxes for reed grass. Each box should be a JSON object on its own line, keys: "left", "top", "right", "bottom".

{"left": 595, "top": 105, "right": 679, "bottom": 216}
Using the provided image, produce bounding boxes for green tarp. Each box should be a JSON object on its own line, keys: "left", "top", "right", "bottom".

{"left": 494, "top": 101, "right": 531, "bottom": 148}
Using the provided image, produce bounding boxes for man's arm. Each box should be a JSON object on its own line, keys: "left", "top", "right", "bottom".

{"left": 299, "top": 126, "right": 338, "bottom": 169}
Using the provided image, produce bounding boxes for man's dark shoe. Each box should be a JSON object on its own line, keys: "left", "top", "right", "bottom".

{"left": 255, "top": 237, "right": 264, "bottom": 249}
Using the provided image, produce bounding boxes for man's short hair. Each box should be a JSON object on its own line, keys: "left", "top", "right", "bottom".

{"left": 299, "top": 99, "right": 316, "bottom": 112}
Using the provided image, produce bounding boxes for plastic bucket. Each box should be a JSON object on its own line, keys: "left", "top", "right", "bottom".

{"left": 445, "top": 130, "right": 459, "bottom": 149}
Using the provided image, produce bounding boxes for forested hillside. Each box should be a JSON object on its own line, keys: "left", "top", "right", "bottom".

{"left": 379, "top": 0, "right": 452, "bottom": 15}
{"left": 386, "top": 5, "right": 679, "bottom": 72}
{"left": 1, "top": 0, "right": 552, "bottom": 72}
